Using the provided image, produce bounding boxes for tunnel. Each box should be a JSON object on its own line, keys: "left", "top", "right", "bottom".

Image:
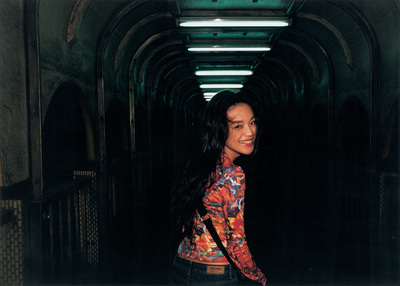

{"left": 0, "top": 0, "right": 399, "bottom": 285}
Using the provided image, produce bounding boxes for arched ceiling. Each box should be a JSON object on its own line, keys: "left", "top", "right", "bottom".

{"left": 64, "top": 0, "right": 380, "bottom": 114}
{"left": 76, "top": 0, "right": 306, "bottom": 107}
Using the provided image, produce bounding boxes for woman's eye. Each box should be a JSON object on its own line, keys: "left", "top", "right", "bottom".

{"left": 234, "top": 125, "right": 242, "bottom": 129}
{"left": 251, "top": 121, "right": 256, "bottom": 125}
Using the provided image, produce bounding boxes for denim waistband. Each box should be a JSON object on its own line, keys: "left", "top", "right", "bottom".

{"left": 175, "top": 255, "right": 233, "bottom": 273}
{"left": 172, "top": 255, "right": 239, "bottom": 285}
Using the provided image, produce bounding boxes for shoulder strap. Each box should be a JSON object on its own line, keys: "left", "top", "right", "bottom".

{"left": 197, "top": 204, "right": 239, "bottom": 271}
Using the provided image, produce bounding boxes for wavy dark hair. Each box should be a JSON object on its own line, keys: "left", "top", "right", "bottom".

{"left": 171, "top": 90, "right": 259, "bottom": 240}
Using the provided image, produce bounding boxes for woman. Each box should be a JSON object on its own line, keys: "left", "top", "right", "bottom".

{"left": 171, "top": 90, "right": 267, "bottom": 285}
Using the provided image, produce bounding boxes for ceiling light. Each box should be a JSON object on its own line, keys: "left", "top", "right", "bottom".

{"left": 188, "top": 46, "right": 270, "bottom": 52}
{"left": 203, "top": 92, "right": 218, "bottom": 97}
{"left": 203, "top": 92, "right": 219, "bottom": 102}
{"left": 200, "top": 84, "right": 243, "bottom": 89}
{"left": 195, "top": 70, "right": 253, "bottom": 76}
{"left": 179, "top": 17, "right": 291, "bottom": 27}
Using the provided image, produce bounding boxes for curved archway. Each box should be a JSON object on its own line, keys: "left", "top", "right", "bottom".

{"left": 42, "top": 81, "right": 94, "bottom": 189}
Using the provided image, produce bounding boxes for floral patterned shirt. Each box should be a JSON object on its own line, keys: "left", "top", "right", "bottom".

{"left": 177, "top": 152, "right": 267, "bottom": 285}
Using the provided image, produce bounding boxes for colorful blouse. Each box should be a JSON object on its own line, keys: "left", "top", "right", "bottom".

{"left": 177, "top": 152, "right": 267, "bottom": 285}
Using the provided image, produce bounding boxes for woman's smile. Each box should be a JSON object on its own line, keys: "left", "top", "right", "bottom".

{"left": 239, "top": 139, "right": 254, "bottom": 145}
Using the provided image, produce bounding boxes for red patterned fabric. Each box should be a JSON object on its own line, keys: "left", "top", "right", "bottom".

{"left": 177, "top": 152, "right": 267, "bottom": 285}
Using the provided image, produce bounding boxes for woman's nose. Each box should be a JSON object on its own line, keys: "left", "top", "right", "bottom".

{"left": 245, "top": 124, "right": 256, "bottom": 136}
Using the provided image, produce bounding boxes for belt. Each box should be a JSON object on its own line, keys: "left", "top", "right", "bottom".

{"left": 175, "top": 255, "right": 232, "bottom": 275}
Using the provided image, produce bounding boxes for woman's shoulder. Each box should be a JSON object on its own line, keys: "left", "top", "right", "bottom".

{"left": 218, "top": 153, "right": 245, "bottom": 182}
{"left": 221, "top": 163, "right": 245, "bottom": 183}
{"left": 223, "top": 162, "right": 242, "bottom": 173}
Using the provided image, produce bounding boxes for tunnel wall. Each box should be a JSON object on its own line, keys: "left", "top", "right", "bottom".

{"left": 0, "top": 0, "right": 29, "bottom": 185}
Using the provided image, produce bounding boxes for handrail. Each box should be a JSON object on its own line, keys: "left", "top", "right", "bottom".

{"left": 0, "top": 180, "right": 30, "bottom": 200}
{"left": 44, "top": 177, "right": 92, "bottom": 200}
{"left": 0, "top": 176, "right": 93, "bottom": 202}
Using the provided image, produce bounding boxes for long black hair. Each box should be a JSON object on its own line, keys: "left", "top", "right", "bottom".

{"left": 171, "top": 90, "right": 259, "bottom": 240}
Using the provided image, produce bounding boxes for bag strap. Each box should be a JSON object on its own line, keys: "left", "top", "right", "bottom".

{"left": 197, "top": 203, "right": 239, "bottom": 271}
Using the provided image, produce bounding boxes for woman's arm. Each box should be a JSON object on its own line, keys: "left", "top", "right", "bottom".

{"left": 215, "top": 167, "right": 267, "bottom": 285}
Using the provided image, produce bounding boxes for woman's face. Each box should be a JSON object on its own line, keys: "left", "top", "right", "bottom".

{"left": 224, "top": 103, "right": 257, "bottom": 161}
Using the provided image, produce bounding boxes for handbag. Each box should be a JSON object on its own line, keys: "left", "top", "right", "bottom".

{"left": 198, "top": 203, "right": 260, "bottom": 285}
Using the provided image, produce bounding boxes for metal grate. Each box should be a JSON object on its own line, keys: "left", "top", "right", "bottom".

{"left": 0, "top": 200, "right": 28, "bottom": 286}
{"left": 74, "top": 171, "right": 99, "bottom": 266}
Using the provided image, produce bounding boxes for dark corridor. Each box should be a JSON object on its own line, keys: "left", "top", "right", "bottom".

{"left": 0, "top": 0, "right": 399, "bottom": 286}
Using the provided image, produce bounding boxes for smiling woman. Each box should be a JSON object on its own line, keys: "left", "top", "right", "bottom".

{"left": 0, "top": 0, "right": 399, "bottom": 285}
{"left": 171, "top": 90, "right": 266, "bottom": 285}
{"left": 225, "top": 103, "right": 257, "bottom": 162}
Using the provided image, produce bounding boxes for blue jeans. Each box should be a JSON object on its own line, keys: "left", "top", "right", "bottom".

{"left": 171, "top": 255, "right": 239, "bottom": 285}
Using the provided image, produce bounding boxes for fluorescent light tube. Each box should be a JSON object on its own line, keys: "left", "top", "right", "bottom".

{"left": 203, "top": 93, "right": 217, "bottom": 101}
{"left": 195, "top": 70, "right": 253, "bottom": 76}
{"left": 200, "top": 84, "right": 243, "bottom": 89}
{"left": 179, "top": 17, "right": 290, "bottom": 27}
{"left": 188, "top": 46, "right": 270, "bottom": 52}
{"left": 203, "top": 92, "right": 218, "bottom": 97}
